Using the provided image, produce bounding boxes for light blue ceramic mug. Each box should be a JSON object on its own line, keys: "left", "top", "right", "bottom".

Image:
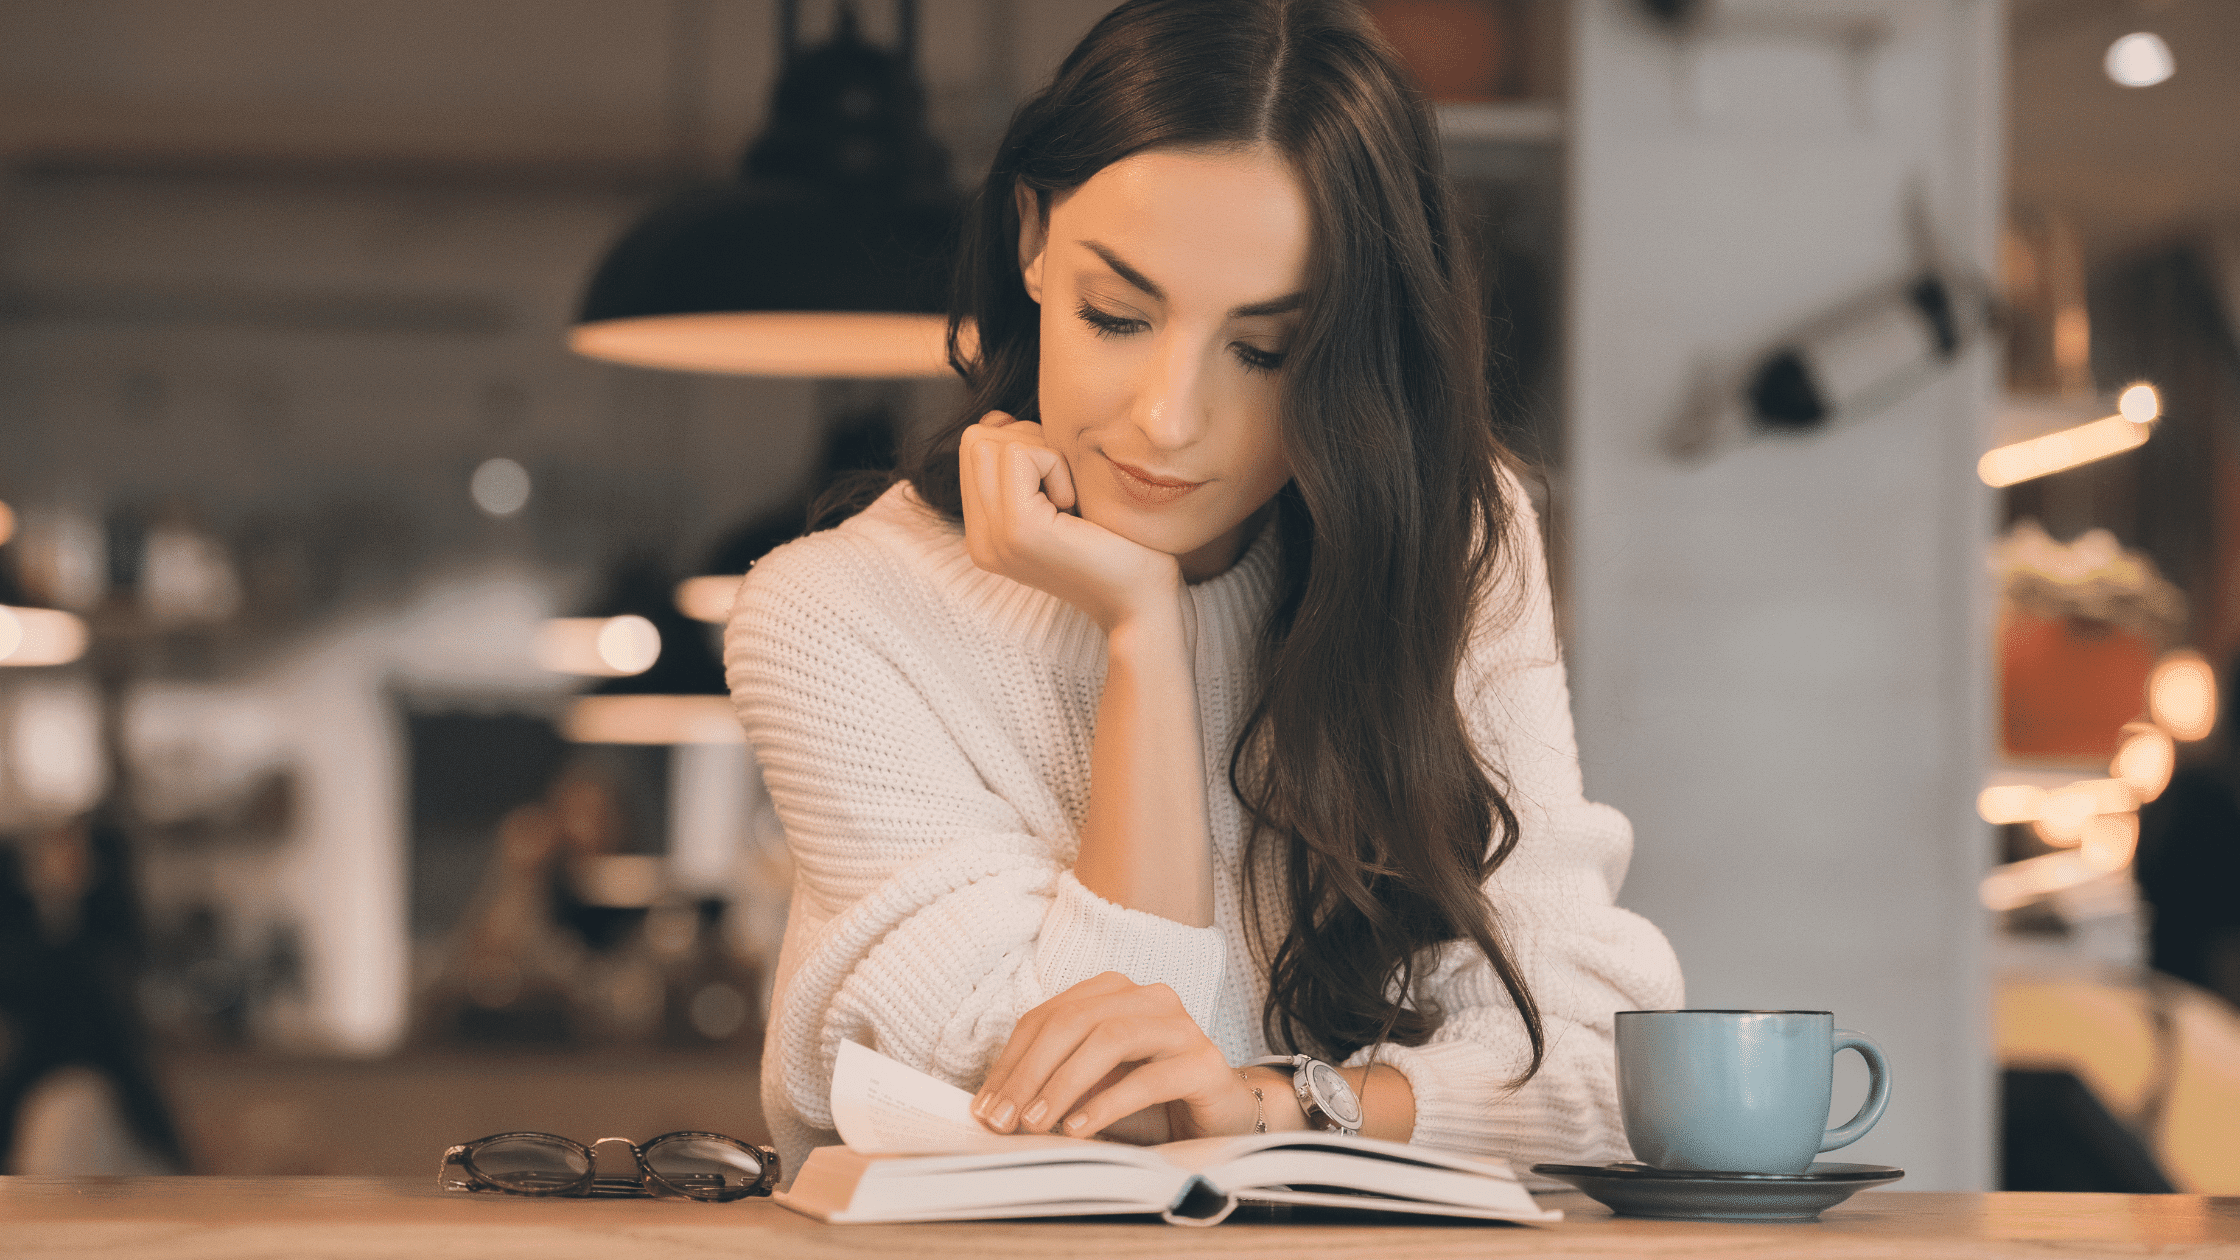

{"left": 1615, "top": 1010, "right": 1891, "bottom": 1174}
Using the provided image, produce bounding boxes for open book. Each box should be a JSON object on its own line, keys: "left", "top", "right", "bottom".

{"left": 773, "top": 1040, "right": 1561, "bottom": 1226}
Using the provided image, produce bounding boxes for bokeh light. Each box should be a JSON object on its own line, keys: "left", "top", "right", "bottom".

{"left": 675, "top": 575, "right": 746, "bottom": 624}
{"left": 2080, "top": 810, "right": 2141, "bottom": 872}
{"left": 594, "top": 614, "right": 662, "bottom": 674}
{"left": 1977, "top": 784, "right": 2046, "bottom": 826}
{"left": 470, "top": 457, "right": 532, "bottom": 517}
{"left": 2149, "top": 650, "right": 2217, "bottom": 741}
{"left": 2104, "top": 32, "right": 2174, "bottom": 89}
{"left": 1978, "top": 414, "right": 2151, "bottom": 487}
{"left": 2118, "top": 382, "right": 2160, "bottom": 424}
{"left": 2032, "top": 786, "right": 2097, "bottom": 847}
{"left": 565, "top": 694, "right": 742, "bottom": 744}
{"left": 2111, "top": 722, "right": 2176, "bottom": 802}
{"left": 534, "top": 615, "right": 661, "bottom": 677}
{"left": 0, "top": 605, "right": 89, "bottom": 667}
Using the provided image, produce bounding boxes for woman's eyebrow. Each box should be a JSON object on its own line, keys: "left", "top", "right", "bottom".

{"left": 1080, "top": 240, "right": 1165, "bottom": 301}
{"left": 1078, "top": 239, "right": 1303, "bottom": 318}
{"left": 1229, "top": 292, "right": 1304, "bottom": 318}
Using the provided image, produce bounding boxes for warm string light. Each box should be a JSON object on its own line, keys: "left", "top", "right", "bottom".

{"left": 0, "top": 500, "right": 15, "bottom": 546}
{"left": 1980, "top": 834, "right": 2138, "bottom": 912}
{"left": 1976, "top": 778, "right": 2137, "bottom": 833}
{"left": 1978, "top": 385, "right": 2159, "bottom": 488}
{"left": 1975, "top": 386, "right": 2196, "bottom": 912}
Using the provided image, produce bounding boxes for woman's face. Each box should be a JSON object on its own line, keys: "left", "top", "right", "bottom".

{"left": 1019, "top": 145, "right": 1307, "bottom": 581}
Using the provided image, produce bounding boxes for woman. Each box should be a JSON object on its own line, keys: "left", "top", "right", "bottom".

{"left": 726, "top": 0, "right": 1681, "bottom": 1177}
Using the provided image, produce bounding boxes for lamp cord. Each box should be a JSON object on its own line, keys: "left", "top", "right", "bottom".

{"left": 664, "top": 0, "right": 711, "bottom": 185}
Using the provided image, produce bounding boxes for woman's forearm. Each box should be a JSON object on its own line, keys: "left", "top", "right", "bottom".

{"left": 1072, "top": 605, "right": 1215, "bottom": 927}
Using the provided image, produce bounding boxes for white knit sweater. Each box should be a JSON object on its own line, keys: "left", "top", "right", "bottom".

{"left": 724, "top": 479, "right": 1683, "bottom": 1180}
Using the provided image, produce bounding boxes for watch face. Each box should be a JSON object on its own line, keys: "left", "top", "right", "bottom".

{"left": 1305, "top": 1060, "right": 1364, "bottom": 1129}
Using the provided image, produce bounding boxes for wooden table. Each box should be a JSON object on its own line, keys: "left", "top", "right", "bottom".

{"left": 5, "top": 1177, "right": 2238, "bottom": 1259}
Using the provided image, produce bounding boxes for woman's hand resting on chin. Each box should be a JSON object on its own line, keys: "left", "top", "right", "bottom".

{"left": 959, "top": 412, "right": 1181, "bottom": 633}
{"left": 970, "top": 972, "right": 1262, "bottom": 1143}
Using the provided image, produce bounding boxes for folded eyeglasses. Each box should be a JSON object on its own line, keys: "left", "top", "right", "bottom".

{"left": 439, "top": 1131, "right": 779, "bottom": 1201}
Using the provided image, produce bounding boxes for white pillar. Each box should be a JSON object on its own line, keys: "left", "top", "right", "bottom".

{"left": 280, "top": 640, "right": 409, "bottom": 1057}
{"left": 669, "top": 739, "right": 752, "bottom": 895}
{"left": 1566, "top": 0, "right": 2002, "bottom": 1189}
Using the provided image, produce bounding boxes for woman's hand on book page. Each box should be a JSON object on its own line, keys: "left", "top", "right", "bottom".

{"left": 960, "top": 413, "right": 1183, "bottom": 634}
{"left": 969, "top": 972, "right": 1260, "bottom": 1143}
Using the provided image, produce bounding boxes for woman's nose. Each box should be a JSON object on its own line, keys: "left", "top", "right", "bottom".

{"left": 1132, "top": 339, "right": 1211, "bottom": 450}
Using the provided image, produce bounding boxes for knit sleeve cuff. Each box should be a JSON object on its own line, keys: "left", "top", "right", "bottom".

{"left": 1343, "top": 1037, "right": 1520, "bottom": 1157}
{"left": 1034, "top": 869, "right": 1226, "bottom": 1031}
{"left": 1344, "top": 1025, "right": 1633, "bottom": 1167}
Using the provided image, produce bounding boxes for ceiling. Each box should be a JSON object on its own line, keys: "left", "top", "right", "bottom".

{"left": 2010, "top": 0, "right": 2240, "bottom": 269}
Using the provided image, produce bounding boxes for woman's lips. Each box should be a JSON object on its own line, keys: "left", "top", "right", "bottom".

{"left": 1105, "top": 455, "right": 1204, "bottom": 507}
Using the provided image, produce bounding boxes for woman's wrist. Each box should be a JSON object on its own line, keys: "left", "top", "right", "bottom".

{"left": 1237, "top": 1066, "right": 1309, "bottom": 1132}
{"left": 1102, "top": 596, "right": 1191, "bottom": 670}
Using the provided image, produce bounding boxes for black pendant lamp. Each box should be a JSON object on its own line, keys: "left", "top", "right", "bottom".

{"left": 571, "top": 0, "right": 960, "bottom": 378}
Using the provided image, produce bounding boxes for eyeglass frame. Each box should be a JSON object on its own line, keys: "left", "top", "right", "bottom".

{"left": 439, "top": 1130, "right": 781, "bottom": 1201}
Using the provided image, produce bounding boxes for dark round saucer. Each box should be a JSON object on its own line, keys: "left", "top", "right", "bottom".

{"left": 1531, "top": 1161, "right": 1905, "bottom": 1222}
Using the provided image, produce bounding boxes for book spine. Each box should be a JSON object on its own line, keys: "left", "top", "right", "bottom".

{"left": 1160, "top": 1174, "right": 1235, "bottom": 1227}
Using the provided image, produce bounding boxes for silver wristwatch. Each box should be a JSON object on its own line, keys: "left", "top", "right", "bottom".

{"left": 1247, "top": 1053, "right": 1363, "bottom": 1137}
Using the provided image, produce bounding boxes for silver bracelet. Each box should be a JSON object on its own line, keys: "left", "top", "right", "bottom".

{"left": 1236, "top": 1071, "right": 1266, "bottom": 1134}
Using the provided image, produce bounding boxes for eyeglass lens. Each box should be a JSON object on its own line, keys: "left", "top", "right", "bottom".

{"left": 468, "top": 1135, "right": 591, "bottom": 1192}
{"left": 642, "top": 1135, "right": 765, "bottom": 1198}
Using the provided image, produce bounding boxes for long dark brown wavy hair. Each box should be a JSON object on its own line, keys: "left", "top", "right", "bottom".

{"left": 901, "top": 0, "right": 1542, "bottom": 1079}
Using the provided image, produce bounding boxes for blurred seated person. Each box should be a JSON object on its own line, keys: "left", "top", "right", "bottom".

{"left": 2135, "top": 651, "right": 2240, "bottom": 1008}
{"left": 420, "top": 760, "right": 660, "bottom": 1045}
{"left": 0, "top": 820, "right": 188, "bottom": 1173}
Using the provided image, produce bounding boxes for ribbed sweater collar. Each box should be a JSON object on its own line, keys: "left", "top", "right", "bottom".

{"left": 860, "top": 481, "right": 1284, "bottom": 669}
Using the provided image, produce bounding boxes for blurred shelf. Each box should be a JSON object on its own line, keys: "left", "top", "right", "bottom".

{"left": 163, "top": 1047, "right": 765, "bottom": 1175}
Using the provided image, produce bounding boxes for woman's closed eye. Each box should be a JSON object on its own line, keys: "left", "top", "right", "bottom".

{"left": 1075, "top": 299, "right": 1145, "bottom": 340}
{"left": 1230, "top": 342, "right": 1284, "bottom": 374}
{"left": 1074, "top": 300, "right": 1286, "bottom": 374}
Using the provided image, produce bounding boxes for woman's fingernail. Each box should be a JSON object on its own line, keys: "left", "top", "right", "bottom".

{"left": 991, "top": 1100, "right": 1016, "bottom": 1130}
{"left": 1021, "top": 1100, "right": 1048, "bottom": 1128}
{"left": 1064, "top": 1113, "right": 1089, "bottom": 1133}
{"left": 969, "top": 1093, "right": 986, "bottom": 1118}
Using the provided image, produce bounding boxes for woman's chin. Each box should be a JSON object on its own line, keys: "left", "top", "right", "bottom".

{"left": 1082, "top": 505, "right": 1218, "bottom": 562}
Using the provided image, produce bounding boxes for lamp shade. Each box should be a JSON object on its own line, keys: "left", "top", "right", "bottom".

{"left": 573, "top": 2, "right": 959, "bottom": 378}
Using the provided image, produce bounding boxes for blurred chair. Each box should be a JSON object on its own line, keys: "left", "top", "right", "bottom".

{"left": 10, "top": 1065, "right": 176, "bottom": 1175}
{"left": 2000, "top": 1068, "right": 2173, "bottom": 1193}
{"left": 2133, "top": 651, "right": 2240, "bottom": 1008}
{"left": 1998, "top": 973, "right": 2240, "bottom": 1192}
{"left": 0, "top": 822, "right": 189, "bottom": 1173}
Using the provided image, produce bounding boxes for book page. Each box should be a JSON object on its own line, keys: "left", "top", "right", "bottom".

{"left": 830, "top": 1040, "right": 1021, "bottom": 1155}
{"left": 1156, "top": 1130, "right": 1518, "bottom": 1179}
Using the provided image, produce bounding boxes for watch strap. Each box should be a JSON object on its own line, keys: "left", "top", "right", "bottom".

{"left": 1242, "top": 1054, "right": 1359, "bottom": 1137}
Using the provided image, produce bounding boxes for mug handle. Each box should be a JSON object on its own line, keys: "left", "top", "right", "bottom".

{"left": 1819, "top": 1030, "right": 1891, "bottom": 1153}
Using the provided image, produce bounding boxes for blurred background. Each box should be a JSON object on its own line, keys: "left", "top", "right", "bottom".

{"left": 0, "top": 0, "right": 2231, "bottom": 1194}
